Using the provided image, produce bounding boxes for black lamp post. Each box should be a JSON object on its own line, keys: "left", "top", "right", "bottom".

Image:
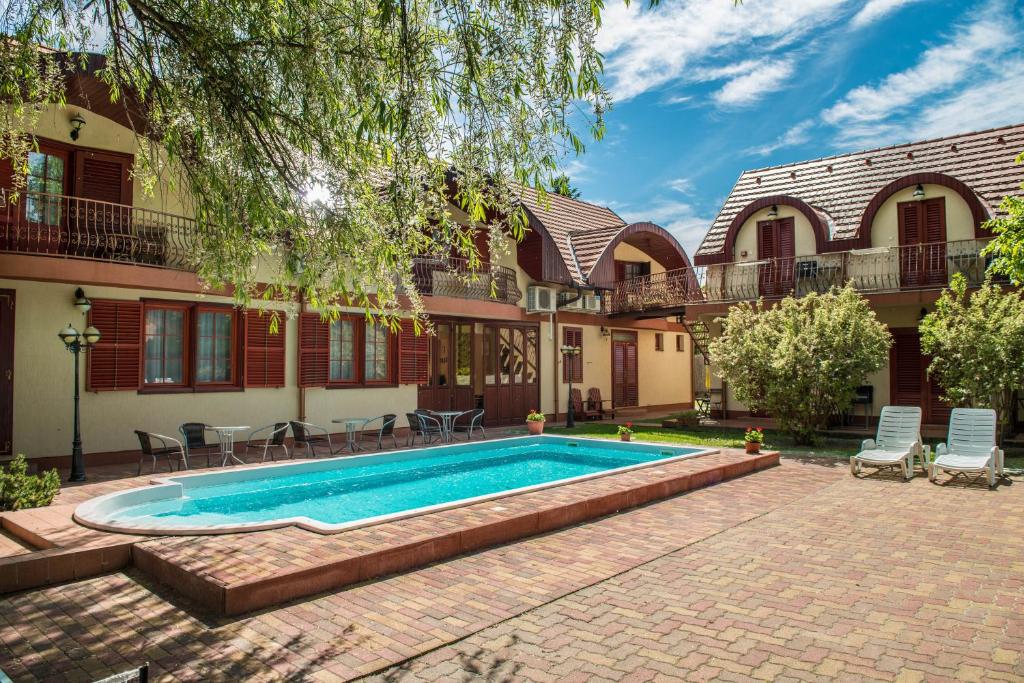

{"left": 561, "top": 344, "right": 581, "bottom": 429}
{"left": 58, "top": 322, "right": 101, "bottom": 482}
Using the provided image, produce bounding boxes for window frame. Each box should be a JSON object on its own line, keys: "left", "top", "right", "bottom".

{"left": 362, "top": 320, "right": 396, "bottom": 386}
{"left": 655, "top": 333, "right": 664, "bottom": 352}
{"left": 139, "top": 300, "right": 242, "bottom": 393}
{"left": 322, "top": 316, "right": 397, "bottom": 389}
{"left": 193, "top": 305, "right": 240, "bottom": 388}
{"left": 328, "top": 315, "right": 361, "bottom": 386}
{"left": 676, "top": 335, "right": 686, "bottom": 352}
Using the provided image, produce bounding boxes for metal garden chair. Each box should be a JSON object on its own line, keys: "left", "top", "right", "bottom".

{"left": 244, "top": 422, "right": 290, "bottom": 462}
{"left": 134, "top": 430, "right": 187, "bottom": 475}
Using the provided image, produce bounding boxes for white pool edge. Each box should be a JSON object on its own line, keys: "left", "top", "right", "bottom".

{"left": 73, "top": 434, "right": 718, "bottom": 536}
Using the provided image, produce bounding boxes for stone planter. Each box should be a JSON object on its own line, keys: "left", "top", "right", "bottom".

{"left": 620, "top": 433, "right": 631, "bottom": 442}
{"left": 744, "top": 441, "right": 761, "bottom": 454}
{"left": 527, "top": 420, "right": 545, "bottom": 435}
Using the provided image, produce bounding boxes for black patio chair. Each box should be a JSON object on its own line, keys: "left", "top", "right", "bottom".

{"left": 244, "top": 423, "right": 290, "bottom": 462}
{"left": 451, "top": 408, "right": 486, "bottom": 441}
{"left": 406, "top": 412, "right": 442, "bottom": 446}
{"left": 135, "top": 430, "right": 186, "bottom": 475}
{"left": 288, "top": 420, "right": 337, "bottom": 457}
{"left": 359, "top": 414, "right": 399, "bottom": 450}
{"left": 178, "top": 422, "right": 220, "bottom": 468}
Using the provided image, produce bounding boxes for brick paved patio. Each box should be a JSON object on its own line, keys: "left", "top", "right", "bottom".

{"left": 1, "top": 457, "right": 1022, "bottom": 681}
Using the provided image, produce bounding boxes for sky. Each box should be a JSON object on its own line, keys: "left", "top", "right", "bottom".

{"left": 566, "top": 0, "right": 1024, "bottom": 258}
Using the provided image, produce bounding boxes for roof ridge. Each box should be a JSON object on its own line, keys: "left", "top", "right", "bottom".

{"left": 740, "top": 122, "right": 1024, "bottom": 176}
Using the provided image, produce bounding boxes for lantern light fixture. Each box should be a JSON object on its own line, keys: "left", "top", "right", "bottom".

{"left": 912, "top": 184, "right": 926, "bottom": 200}
{"left": 69, "top": 112, "right": 86, "bottom": 141}
{"left": 73, "top": 287, "right": 92, "bottom": 315}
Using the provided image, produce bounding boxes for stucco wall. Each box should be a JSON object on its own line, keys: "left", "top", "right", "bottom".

{"left": 870, "top": 184, "right": 975, "bottom": 247}
{"left": 734, "top": 204, "right": 817, "bottom": 262}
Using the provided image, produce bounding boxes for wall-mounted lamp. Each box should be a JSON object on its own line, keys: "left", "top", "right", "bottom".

{"left": 918, "top": 307, "right": 929, "bottom": 321}
{"left": 69, "top": 112, "right": 86, "bottom": 141}
{"left": 912, "top": 184, "right": 925, "bottom": 200}
{"left": 766, "top": 204, "right": 779, "bottom": 219}
{"left": 599, "top": 326, "right": 610, "bottom": 337}
{"left": 73, "top": 287, "right": 92, "bottom": 315}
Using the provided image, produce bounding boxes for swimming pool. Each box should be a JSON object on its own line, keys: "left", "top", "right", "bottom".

{"left": 74, "top": 436, "right": 710, "bottom": 535}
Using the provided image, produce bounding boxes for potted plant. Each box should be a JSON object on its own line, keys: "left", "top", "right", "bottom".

{"left": 743, "top": 426, "right": 764, "bottom": 454}
{"left": 676, "top": 409, "right": 701, "bottom": 429}
{"left": 617, "top": 422, "right": 634, "bottom": 442}
{"left": 526, "top": 409, "right": 546, "bottom": 435}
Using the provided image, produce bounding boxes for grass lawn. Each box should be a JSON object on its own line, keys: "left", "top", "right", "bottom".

{"left": 547, "top": 422, "right": 1024, "bottom": 471}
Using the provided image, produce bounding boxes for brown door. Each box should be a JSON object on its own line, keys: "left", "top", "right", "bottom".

{"left": 890, "top": 328, "right": 950, "bottom": 424}
{"left": 898, "top": 197, "right": 946, "bottom": 288}
{"left": 72, "top": 150, "right": 134, "bottom": 260}
{"left": 612, "top": 331, "right": 639, "bottom": 408}
{"left": 0, "top": 290, "right": 13, "bottom": 456}
{"left": 482, "top": 324, "right": 539, "bottom": 425}
{"left": 757, "top": 217, "right": 795, "bottom": 296}
{"left": 417, "top": 322, "right": 475, "bottom": 413}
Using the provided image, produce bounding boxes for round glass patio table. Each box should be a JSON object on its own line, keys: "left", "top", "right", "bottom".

{"left": 430, "top": 410, "right": 465, "bottom": 443}
{"left": 206, "top": 426, "right": 250, "bottom": 466}
{"left": 332, "top": 418, "right": 370, "bottom": 452}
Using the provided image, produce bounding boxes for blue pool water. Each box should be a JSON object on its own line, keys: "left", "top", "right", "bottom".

{"left": 76, "top": 436, "right": 705, "bottom": 533}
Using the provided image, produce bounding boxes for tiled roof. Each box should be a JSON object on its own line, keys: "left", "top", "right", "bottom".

{"left": 696, "top": 123, "right": 1024, "bottom": 258}
{"left": 517, "top": 187, "right": 627, "bottom": 282}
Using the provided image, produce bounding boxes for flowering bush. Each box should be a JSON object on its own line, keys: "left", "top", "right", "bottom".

{"left": 744, "top": 427, "right": 764, "bottom": 444}
{"left": 526, "top": 409, "right": 545, "bottom": 422}
{"left": 0, "top": 455, "right": 60, "bottom": 511}
{"left": 617, "top": 422, "right": 634, "bottom": 436}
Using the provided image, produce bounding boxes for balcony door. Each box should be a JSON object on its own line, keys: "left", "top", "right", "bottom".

{"left": 898, "top": 198, "right": 946, "bottom": 288}
{"left": 0, "top": 290, "right": 13, "bottom": 457}
{"left": 482, "top": 324, "right": 539, "bottom": 425}
{"left": 890, "top": 328, "right": 951, "bottom": 425}
{"left": 612, "top": 331, "right": 639, "bottom": 407}
{"left": 417, "top": 321, "right": 475, "bottom": 414}
{"left": 757, "top": 217, "right": 795, "bottom": 297}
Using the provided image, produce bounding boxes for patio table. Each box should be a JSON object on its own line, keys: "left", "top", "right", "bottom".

{"left": 206, "top": 425, "right": 250, "bottom": 466}
{"left": 430, "top": 410, "right": 465, "bottom": 443}
{"left": 332, "top": 418, "right": 370, "bottom": 452}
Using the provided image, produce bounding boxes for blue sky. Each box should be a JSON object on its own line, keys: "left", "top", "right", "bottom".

{"left": 567, "top": 0, "right": 1024, "bottom": 257}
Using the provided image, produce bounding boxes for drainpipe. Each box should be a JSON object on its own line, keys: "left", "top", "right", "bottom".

{"left": 297, "top": 292, "right": 306, "bottom": 422}
{"left": 551, "top": 311, "right": 559, "bottom": 421}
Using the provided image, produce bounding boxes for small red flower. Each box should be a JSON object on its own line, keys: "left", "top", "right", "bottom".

{"left": 626, "top": 422, "right": 633, "bottom": 427}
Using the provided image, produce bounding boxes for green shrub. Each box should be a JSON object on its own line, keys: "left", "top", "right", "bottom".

{"left": 0, "top": 455, "right": 61, "bottom": 511}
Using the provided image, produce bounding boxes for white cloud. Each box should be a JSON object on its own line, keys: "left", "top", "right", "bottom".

{"left": 823, "top": 12, "right": 1012, "bottom": 129}
{"left": 666, "top": 177, "right": 694, "bottom": 195}
{"left": 596, "top": 0, "right": 852, "bottom": 102}
{"left": 619, "top": 200, "right": 714, "bottom": 259}
{"left": 744, "top": 120, "right": 816, "bottom": 156}
{"left": 557, "top": 158, "right": 590, "bottom": 182}
{"left": 713, "top": 60, "right": 795, "bottom": 108}
{"left": 851, "top": 0, "right": 927, "bottom": 28}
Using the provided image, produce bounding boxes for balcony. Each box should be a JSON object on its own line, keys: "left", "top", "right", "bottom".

{"left": 411, "top": 256, "right": 522, "bottom": 305}
{"left": 607, "top": 238, "right": 1001, "bottom": 314}
{"left": 1, "top": 188, "right": 198, "bottom": 271}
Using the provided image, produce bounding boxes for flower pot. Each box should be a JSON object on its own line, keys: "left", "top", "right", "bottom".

{"left": 744, "top": 441, "right": 760, "bottom": 454}
{"left": 620, "top": 433, "right": 631, "bottom": 442}
{"left": 527, "top": 420, "right": 545, "bottom": 435}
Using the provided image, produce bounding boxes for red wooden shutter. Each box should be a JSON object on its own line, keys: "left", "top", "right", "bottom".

{"left": 298, "top": 312, "right": 330, "bottom": 387}
{"left": 398, "top": 319, "right": 429, "bottom": 385}
{"left": 562, "top": 327, "right": 582, "bottom": 383}
{"left": 923, "top": 198, "right": 947, "bottom": 285}
{"left": 757, "top": 221, "right": 776, "bottom": 259}
{"left": 899, "top": 202, "right": 920, "bottom": 245}
{"left": 625, "top": 343, "right": 639, "bottom": 406}
{"left": 890, "top": 331, "right": 923, "bottom": 406}
{"left": 777, "top": 217, "right": 795, "bottom": 257}
{"left": 244, "top": 310, "right": 286, "bottom": 388}
{"left": 0, "top": 157, "right": 13, "bottom": 190}
{"left": 74, "top": 151, "right": 132, "bottom": 205}
{"left": 923, "top": 198, "right": 945, "bottom": 243}
{"left": 87, "top": 300, "right": 142, "bottom": 391}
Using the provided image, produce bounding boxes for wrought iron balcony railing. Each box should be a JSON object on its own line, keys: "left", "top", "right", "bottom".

{"left": 607, "top": 238, "right": 1001, "bottom": 314}
{"left": 1, "top": 188, "right": 199, "bottom": 271}
{"left": 411, "top": 255, "right": 522, "bottom": 305}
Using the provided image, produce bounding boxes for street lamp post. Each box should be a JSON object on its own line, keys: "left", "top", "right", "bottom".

{"left": 58, "top": 323, "right": 101, "bottom": 482}
{"left": 560, "top": 344, "right": 581, "bottom": 429}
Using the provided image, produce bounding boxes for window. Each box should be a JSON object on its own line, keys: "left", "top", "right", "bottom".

{"left": 144, "top": 305, "right": 187, "bottom": 386}
{"left": 196, "top": 308, "right": 235, "bottom": 384}
{"left": 364, "top": 323, "right": 390, "bottom": 382}
{"left": 562, "top": 327, "right": 583, "bottom": 383}
{"left": 329, "top": 319, "right": 357, "bottom": 382}
{"left": 655, "top": 333, "right": 664, "bottom": 351}
{"left": 25, "top": 150, "right": 66, "bottom": 224}
{"left": 676, "top": 334, "right": 686, "bottom": 352}
{"left": 616, "top": 260, "right": 651, "bottom": 281}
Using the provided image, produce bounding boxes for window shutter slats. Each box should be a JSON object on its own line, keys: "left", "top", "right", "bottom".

{"left": 398, "top": 319, "right": 429, "bottom": 385}
{"left": 298, "top": 312, "right": 330, "bottom": 387}
{"left": 87, "top": 300, "right": 142, "bottom": 391}
{"left": 244, "top": 311, "right": 286, "bottom": 388}
{"left": 562, "top": 327, "right": 583, "bottom": 383}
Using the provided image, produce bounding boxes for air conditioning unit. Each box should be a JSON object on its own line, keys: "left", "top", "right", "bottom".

{"left": 582, "top": 294, "right": 602, "bottom": 313}
{"left": 526, "top": 285, "right": 556, "bottom": 313}
{"left": 559, "top": 296, "right": 584, "bottom": 311}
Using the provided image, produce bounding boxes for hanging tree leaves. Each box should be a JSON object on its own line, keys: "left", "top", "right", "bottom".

{"left": 0, "top": 0, "right": 611, "bottom": 324}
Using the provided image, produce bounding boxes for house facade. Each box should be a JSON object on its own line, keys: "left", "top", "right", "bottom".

{"left": 608, "top": 123, "right": 1023, "bottom": 426}
{"left": 0, "top": 55, "right": 695, "bottom": 467}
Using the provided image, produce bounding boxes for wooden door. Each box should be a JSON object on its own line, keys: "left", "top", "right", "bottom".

{"left": 0, "top": 290, "right": 13, "bottom": 456}
{"left": 898, "top": 198, "right": 946, "bottom": 288}
{"left": 72, "top": 150, "right": 134, "bottom": 260}
{"left": 890, "top": 328, "right": 950, "bottom": 424}
{"left": 482, "top": 324, "right": 539, "bottom": 425}
{"left": 757, "top": 217, "right": 795, "bottom": 296}
{"left": 612, "top": 331, "right": 639, "bottom": 408}
{"left": 417, "top": 322, "right": 474, "bottom": 413}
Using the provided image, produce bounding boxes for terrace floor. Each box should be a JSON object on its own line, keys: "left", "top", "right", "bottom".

{"left": 1, "top": 452, "right": 1021, "bottom": 682}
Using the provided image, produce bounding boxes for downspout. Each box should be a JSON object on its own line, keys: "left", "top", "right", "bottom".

{"left": 297, "top": 291, "right": 306, "bottom": 422}
{"left": 551, "top": 311, "right": 559, "bottom": 421}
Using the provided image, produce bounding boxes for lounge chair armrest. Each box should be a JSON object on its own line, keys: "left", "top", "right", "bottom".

{"left": 935, "top": 443, "right": 947, "bottom": 457}
{"left": 993, "top": 446, "right": 1004, "bottom": 474}
{"left": 860, "top": 438, "right": 875, "bottom": 451}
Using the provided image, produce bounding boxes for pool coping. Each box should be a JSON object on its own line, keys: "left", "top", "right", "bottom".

{"left": 73, "top": 435, "right": 715, "bottom": 536}
{"left": 131, "top": 448, "right": 781, "bottom": 615}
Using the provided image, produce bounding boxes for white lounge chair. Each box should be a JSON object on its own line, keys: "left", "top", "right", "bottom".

{"left": 929, "top": 408, "right": 1003, "bottom": 488}
{"left": 850, "top": 406, "right": 923, "bottom": 481}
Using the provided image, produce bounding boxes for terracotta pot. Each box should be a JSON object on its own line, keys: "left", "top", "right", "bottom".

{"left": 744, "top": 441, "right": 761, "bottom": 454}
{"left": 620, "top": 433, "right": 631, "bottom": 442}
{"left": 527, "top": 420, "right": 544, "bottom": 435}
